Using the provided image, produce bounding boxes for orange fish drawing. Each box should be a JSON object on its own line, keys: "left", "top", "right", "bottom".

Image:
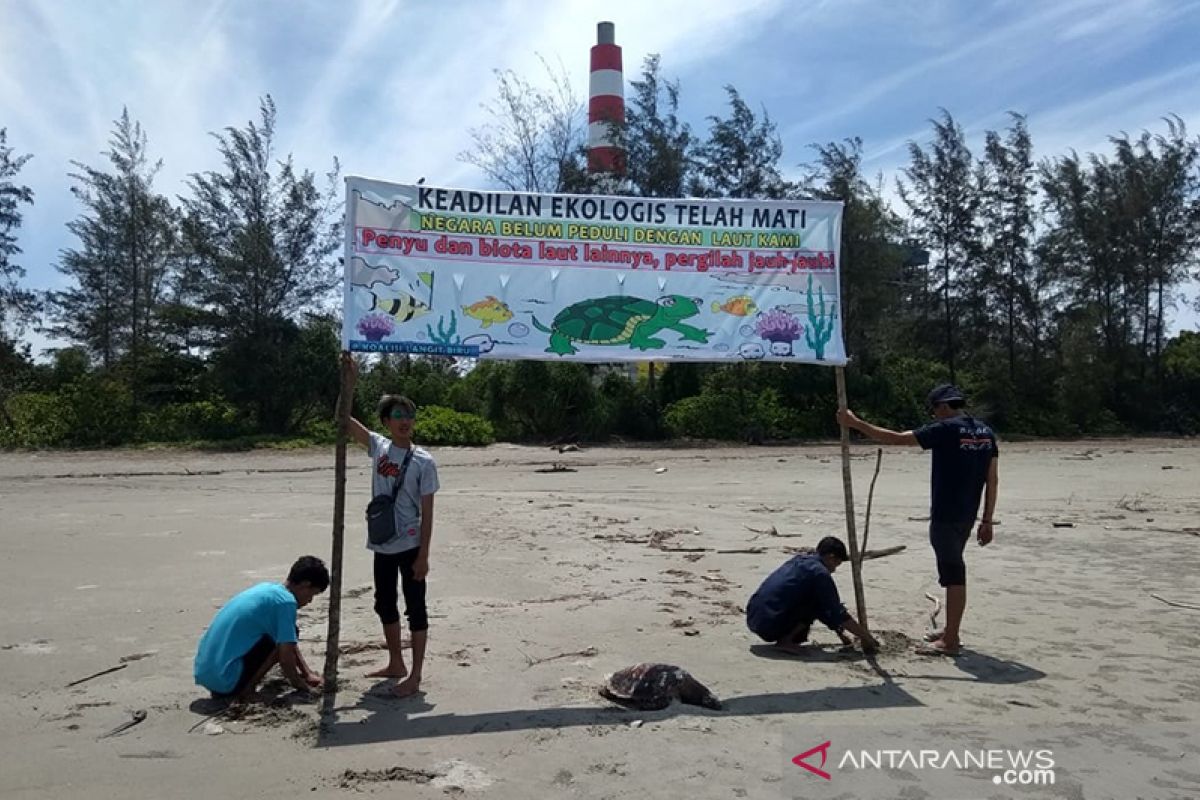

{"left": 462, "top": 296, "right": 513, "bottom": 328}
{"left": 711, "top": 296, "right": 758, "bottom": 317}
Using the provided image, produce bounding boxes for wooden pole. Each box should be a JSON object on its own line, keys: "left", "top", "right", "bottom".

{"left": 835, "top": 366, "right": 869, "bottom": 630}
{"left": 322, "top": 355, "right": 353, "bottom": 698}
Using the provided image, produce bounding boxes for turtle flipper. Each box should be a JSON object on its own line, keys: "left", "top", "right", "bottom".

{"left": 628, "top": 329, "right": 666, "bottom": 350}
{"left": 546, "top": 331, "right": 577, "bottom": 356}
{"left": 678, "top": 673, "right": 722, "bottom": 710}
{"left": 673, "top": 323, "right": 711, "bottom": 343}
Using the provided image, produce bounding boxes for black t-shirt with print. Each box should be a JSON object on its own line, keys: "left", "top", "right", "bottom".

{"left": 913, "top": 415, "right": 998, "bottom": 524}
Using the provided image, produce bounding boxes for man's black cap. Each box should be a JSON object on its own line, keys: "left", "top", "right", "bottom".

{"left": 927, "top": 384, "right": 966, "bottom": 408}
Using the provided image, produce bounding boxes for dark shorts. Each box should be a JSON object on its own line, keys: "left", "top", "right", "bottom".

{"left": 929, "top": 520, "right": 972, "bottom": 586}
{"left": 374, "top": 548, "right": 429, "bottom": 631}
{"left": 211, "top": 635, "right": 275, "bottom": 699}
{"left": 212, "top": 622, "right": 300, "bottom": 699}
{"left": 747, "top": 602, "right": 816, "bottom": 643}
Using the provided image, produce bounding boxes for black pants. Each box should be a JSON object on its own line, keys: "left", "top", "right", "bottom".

{"left": 929, "top": 521, "right": 972, "bottom": 586}
{"left": 373, "top": 549, "right": 429, "bottom": 631}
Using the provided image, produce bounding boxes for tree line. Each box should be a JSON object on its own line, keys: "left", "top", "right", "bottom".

{"left": 1, "top": 58, "right": 1198, "bottom": 449}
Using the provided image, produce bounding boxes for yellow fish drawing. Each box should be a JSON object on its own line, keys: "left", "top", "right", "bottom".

{"left": 711, "top": 296, "right": 758, "bottom": 316}
{"left": 462, "top": 296, "right": 513, "bottom": 328}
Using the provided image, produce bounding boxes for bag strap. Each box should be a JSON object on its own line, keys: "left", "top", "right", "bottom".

{"left": 391, "top": 447, "right": 416, "bottom": 500}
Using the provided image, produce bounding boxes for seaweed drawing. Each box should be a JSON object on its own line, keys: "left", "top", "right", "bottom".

{"left": 804, "top": 273, "right": 837, "bottom": 360}
{"left": 426, "top": 311, "right": 459, "bottom": 345}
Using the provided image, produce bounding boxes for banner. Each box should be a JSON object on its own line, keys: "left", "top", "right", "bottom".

{"left": 342, "top": 178, "right": 845, "bottom": 365}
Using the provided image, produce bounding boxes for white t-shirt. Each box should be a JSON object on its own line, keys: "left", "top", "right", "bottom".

{"left": 366, "top": 432, "right": 440, "bottom": 554}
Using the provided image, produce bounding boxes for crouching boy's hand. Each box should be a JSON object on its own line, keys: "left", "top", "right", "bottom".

{"left": 840, "top": 618, "right": 879, "bottom": 654}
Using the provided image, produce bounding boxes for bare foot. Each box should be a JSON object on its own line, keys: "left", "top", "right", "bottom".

{"left": 915, "top": 637, "right": 961, "bottom": 656}
{"left": 392, "top": 675, "right": 422, "bottom": 698}
{"left": 772, "top": 641, "right": 809, "bottom": 656}
{"left": 367, "top": 662, "right": 408, "bottom": 678}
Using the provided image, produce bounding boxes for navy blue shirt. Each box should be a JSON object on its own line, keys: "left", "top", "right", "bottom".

{"left": 746, "top": 554, "right": 850, "bottom": 639}
{"left": 914, "top": 415, "right": 999, "bottom": 524}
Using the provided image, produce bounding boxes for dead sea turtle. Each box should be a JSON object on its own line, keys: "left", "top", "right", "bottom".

{"left": 599, "top": 663, "right": 721, "bottom": 711}
{"left": 531, "top": 295, "right": 710, "bottom": 356}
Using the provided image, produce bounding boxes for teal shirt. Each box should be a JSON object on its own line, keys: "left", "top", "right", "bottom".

{"left": 194, "top": 583, "right": 297, "bottom": 694}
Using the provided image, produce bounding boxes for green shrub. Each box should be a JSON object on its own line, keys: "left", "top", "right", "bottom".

{"left": 138, "top": 400, "right": 245, "bottom": 442}
{"left": 414, "top": 405, "right": 495, "bottom": 446}
{"left": 663, "top": 387, "right": 802, "bottom": 441}
{"left": 0, "top": 392, "right": 74, "bottom": 448}
{"left": 59, "top": 377, "right": 138, "bottom": 446}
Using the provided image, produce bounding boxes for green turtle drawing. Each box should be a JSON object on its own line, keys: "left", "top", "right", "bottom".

{"left": 531, "top": 295, "right": 710, "bottom": 356}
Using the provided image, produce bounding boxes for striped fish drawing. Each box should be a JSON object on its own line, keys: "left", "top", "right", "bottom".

{"left": 366, "top": 272, "right": 434, "bottom": 323}
{"left": 370, "top": 291, "right": 430, "bottom": 322}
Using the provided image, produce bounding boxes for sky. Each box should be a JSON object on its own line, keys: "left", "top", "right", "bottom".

{"left": 3, "top": 0, "right": 1199, "bottom": 358}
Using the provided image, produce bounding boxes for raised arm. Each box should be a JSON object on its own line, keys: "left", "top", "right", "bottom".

{"left": 836, "top": 408, "right": 919, "bottom": 447}
{"left": 341, "top": 352, "right": 372, "bottom": 449}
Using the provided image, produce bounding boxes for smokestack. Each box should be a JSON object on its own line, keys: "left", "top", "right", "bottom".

{"left": 587, "top": 21, "right": 625, "bottom": 175}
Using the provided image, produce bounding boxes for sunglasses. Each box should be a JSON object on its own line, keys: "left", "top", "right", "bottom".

{"left": 389, "top": 408, "right": 415, "bottom": 420}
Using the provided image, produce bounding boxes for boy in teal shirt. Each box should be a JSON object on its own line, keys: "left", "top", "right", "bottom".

{"left": 194, "top": 556, "right": 329, "bottom": 700}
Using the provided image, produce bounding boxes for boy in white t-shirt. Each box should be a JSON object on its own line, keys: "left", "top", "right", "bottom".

{"left": 344, "top": 354, "right": 440, "bottom": 698}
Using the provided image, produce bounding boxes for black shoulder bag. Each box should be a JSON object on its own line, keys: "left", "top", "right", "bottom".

{"left": 365, "top": 447, "right": 415, "bottom": 545}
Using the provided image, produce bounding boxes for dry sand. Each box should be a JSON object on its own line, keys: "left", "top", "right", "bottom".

{"left": 1, "top": 439, "right": 1198, "bottom": 798}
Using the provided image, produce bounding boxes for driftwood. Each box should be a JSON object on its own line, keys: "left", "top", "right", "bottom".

{"left": 783, "top": 544, "right": 906, "bottom": 561}
{"left": 925, "top": 591, "right": 943, "bottom": 631}
{"left": 860, "top": 448, "right": 883, "bottom": 555}
{"left": 66, "top": 663, "right": 128, "bottom": 688}
{"left": 657, "top": 546, "right": 771, "bottom": 555}
{"left": 520, "top": 646, "right": 598, "bottom": 668}
{"left": 535, "top": 463, "right": 576, "bottom": 473}
{"left": 1121, "top": 526, "right": 1200, "bottom": 537}
{"left": 98, "top": 709, "right": 147, "bottom": 740}
{"left": 1150, "top": 593, "right": 1200, "bottom": 611}
{"left": 744, "top": 525, "right": 806, "bottom": 538}
{"left": 861, "top": 544, "right": 906, "bottom": 561}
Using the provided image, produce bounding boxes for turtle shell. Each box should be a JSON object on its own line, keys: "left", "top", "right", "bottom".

{"left": 599, "top": 663, "right": 721, "bottom": 711}
{"left": 551, "top": 296, "right": 659, "bottom": 343}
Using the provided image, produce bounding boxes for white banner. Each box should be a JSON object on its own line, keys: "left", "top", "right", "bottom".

{"left": 342, "top": 177, "right": 845, "bottom": 364}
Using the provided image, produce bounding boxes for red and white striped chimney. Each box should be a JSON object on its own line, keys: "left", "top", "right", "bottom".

{"left": 587, "top": 21, "right": 625, "bottom": 175}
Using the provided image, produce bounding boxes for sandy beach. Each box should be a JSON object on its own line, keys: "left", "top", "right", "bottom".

{"left": 1, "top": 439, "right": 1198, "bottom": 799}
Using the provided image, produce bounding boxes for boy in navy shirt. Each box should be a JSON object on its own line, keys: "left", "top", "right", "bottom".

{"left": 837, "top": 384, "right": 999, "bottom": 656}
{"left": 747, "top": 537, "right": 879, "bottom": 654}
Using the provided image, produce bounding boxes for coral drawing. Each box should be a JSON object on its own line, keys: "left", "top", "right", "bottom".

{"left": 356, "top": 313, "right": 396, "bottom": 342}
{"left": 804, "top": 274, "right": 837, "bottom": 360}
{"left": 754, "top": 308, "right": 804, "bottom": 357}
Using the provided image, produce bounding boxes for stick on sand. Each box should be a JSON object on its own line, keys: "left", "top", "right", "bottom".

{"left": 1149, "top": 593, "right": 1200, "bottom": 610}
{"left": 65, "top": 663, "right": 127, "bottom": 688}
{"left": 861, "top": 448, "right": 883, "bottom": 555}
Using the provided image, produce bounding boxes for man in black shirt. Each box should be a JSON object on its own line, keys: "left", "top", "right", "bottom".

{"left": 837, "top": 384, "right": 998, "bottom": 656}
